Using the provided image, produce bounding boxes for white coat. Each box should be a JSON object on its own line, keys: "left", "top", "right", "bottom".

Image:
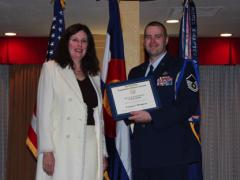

{"left": 35, "top": 61, "right": 108, "bottom": 180}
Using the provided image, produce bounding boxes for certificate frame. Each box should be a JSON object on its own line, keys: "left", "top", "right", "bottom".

{"left": 106, "top": 77, "right": 161, "bottom": 120}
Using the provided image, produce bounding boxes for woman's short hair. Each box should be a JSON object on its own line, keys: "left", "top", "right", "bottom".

{"left": 54, "top": 23, "right": 99, "bottom": 75}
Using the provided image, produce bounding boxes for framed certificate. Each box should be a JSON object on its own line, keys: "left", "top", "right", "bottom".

{"left": 106, "top": 77, "right": 161, "bottom": 120}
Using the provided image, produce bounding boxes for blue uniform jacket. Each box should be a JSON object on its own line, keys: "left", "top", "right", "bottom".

{"left": 128, "top": 53, "right": 201, "bottom": 168}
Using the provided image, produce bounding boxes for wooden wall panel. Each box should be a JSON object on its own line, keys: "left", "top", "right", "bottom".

{"left": 94, "top": 34, "right": 106, "bottom": 71}
{"left": 6, "top": 65, "right": 41, "bottom": 180}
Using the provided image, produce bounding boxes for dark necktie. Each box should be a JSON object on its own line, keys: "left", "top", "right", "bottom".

{"left": 147, "top": 65, "right": 154, "bottom": 77}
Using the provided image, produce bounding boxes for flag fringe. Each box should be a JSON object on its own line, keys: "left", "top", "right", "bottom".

{"left": 103, "top": 170, "right": 110, "bottom": 180}
{"left": 190, "top": 122, "right": 201, "bottom": 144}
{"left": 26, "top": 138, "right": 38, "bottom": 159}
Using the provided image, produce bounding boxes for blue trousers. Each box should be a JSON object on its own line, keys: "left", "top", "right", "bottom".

{"left": 133, "top": 164, "right": 188, "bottom": 180}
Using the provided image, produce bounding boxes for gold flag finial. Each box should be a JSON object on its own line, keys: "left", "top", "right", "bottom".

{"left": 50, "top": 0, "right": 65, "bottom": 9}
{"left": 60, "top": 0, "right": 65, "bottom": 9}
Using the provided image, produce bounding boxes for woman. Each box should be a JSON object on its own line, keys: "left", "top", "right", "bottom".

{"left": 35, "top": 23, "right": 108, "bottom": 180}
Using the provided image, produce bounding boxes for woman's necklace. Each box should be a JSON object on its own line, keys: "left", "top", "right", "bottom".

{"left": 74, "top": 68, "right": 85, "bottom": 81}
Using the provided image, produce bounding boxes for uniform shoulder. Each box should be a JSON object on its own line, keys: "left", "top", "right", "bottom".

{"left": 166, "top": 54, "right": 184, "bottom": 70}
{"left": 128, "top": 62, "right": 148, "bottom": 79}
{"left": 130, "top": 62, "right": 147, "bottom": 73}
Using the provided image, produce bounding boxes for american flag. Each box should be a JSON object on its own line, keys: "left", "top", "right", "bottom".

{"left": 26, "top": 0, "right": 65, "bottom": 158}
{"left": 46, "top": 0, "right": 65, "bottom": 60}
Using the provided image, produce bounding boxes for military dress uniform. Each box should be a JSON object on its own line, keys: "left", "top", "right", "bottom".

{"left": 128, "top": 53, "right": 201, "bottom": 180}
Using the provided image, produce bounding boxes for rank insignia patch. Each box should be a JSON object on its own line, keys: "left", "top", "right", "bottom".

{"left": 186, "top": 74, "right": 198, "bottom": 92}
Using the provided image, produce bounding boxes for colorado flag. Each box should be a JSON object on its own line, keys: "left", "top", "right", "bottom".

{"left": 101, "top": 0, "right": 132, "bottom": 179}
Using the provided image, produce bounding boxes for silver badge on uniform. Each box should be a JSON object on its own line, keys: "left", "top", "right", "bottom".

{"left": 186, "top": 74, "right": 198, "bottom": 92}
{"left": 162, "top": 71, "right": 168, "bottom": 76}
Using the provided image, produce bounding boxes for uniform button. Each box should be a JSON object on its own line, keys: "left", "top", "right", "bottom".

{"left": 66, "top": 134, "right": 70, "bottom": 138}
{"left": 78, "top": 118, "right": 82, "bottom": 121}
{"left": 68, "top": 98, "right": 72, "bottom": 101}
{"left": 66, "top": 116, "right": 71, "bottom": 120}
{"left": 142, "top": 124, "right": 146, "bottom": 128}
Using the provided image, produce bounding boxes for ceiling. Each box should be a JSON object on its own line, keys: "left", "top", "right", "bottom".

{"left": 1, "top": 0, "right": 240, "bottom": 37}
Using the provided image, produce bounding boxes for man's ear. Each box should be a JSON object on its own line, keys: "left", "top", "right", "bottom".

{"left": 166, "top": 36, "right": 169, "bottom": 45}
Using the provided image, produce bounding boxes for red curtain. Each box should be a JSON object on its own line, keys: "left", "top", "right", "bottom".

{"left": 230, "top": 38, "right": 240, "bottom": 64}
{"left": 198, "top": 38, "right": 240, "bottom": 65}
{"left": 0, "top": 37, "right": 240, "bottom": 65}
{"left": 168, "top": 37, "right": 240, "bottom": 65}
{"left": 0, "top": 37, "right": 48, "bottom": 64}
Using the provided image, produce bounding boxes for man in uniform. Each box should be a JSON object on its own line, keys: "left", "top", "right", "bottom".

{"left": 128, "top": 21, "right": 201, "bottom": 180}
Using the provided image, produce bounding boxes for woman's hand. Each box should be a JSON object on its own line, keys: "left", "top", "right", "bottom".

{"left": 43, "top": 152, "right": 55, "bottom": 176}
{"left": 103, "top": 157, "right": 108, "bottom": 171}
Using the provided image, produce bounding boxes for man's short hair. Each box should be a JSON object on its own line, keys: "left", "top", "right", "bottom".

{"left": 144, "top": 21, "right": 168, "bottom": 37}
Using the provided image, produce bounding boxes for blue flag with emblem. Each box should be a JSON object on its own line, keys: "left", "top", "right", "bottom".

{"left": 177, "top": 0, "right": 203, "bottom": 179}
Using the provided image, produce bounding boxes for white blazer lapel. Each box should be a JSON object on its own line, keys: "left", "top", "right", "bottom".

{"left": 88, "top": 75, "right": 102, "bottom": 106}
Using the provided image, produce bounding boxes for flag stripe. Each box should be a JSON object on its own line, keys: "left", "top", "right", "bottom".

{"left": 26, "top": 113, "right": 38, "bottom": 158}
{"left": 27, "top": 123, "right": 38, "bottom": 148}
{"left": 106, "top": 60, "right": 126, "bottom": 83}
{"left": 26, "top": 138, "right": 37, "bottom": 158}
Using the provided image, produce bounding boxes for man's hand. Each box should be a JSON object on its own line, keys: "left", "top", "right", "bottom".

{"left": 128, "top": 110, "right": 152, "bottom": 123}
{"left": 43, "top": 152, "right": 55, "bottom": 176}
